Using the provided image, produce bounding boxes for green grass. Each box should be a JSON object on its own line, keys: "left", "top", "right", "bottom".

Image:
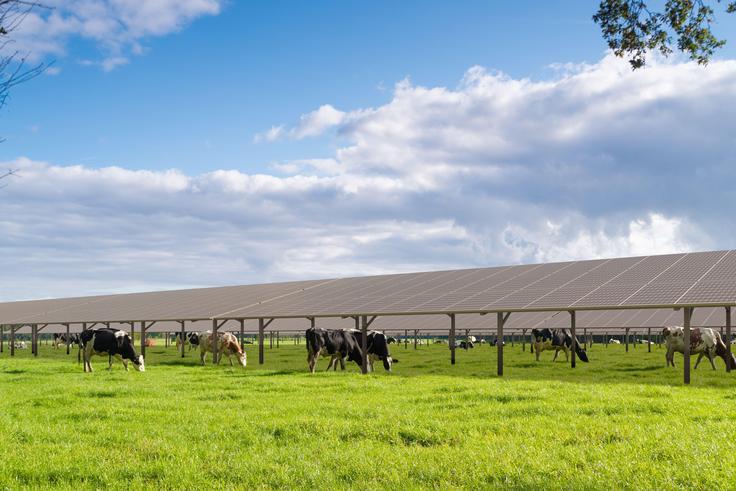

{"left": 1, "top": 339, "right": 735, "bottom": 490}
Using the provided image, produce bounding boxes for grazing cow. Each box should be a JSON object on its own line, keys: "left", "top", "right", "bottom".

{"left": 350, "top": 329, "right": 398, "bottom": 372}
{"left": 489, "top": 338, "right": 505, "bottom": 346}
{"left": 662, "top": 326, "right": 736, "bottom": 370}
{"left": 386, "top": 336, "right": 399, "bottom": 344}
{"left": 199, "top": 331, "right": 247, "bottom": 367}
{"left": 53, "top": 333, "right": 80, "bottom": 349}
{"left": 13, "top": 341, "right": 27, "bottom": 349}
{"left": 608, "top": 339, "right": 621, "bottom": 344}
{"left": 454, "top": 340, "right": 474, "bottom": 350}
{"left": 531, "top": 328, "right": 589, "bottom": 362}
{"left": 306, "top": 327, "right": 363, "bottom": 372}
{"left": 174, "top": 332, "right": 200, "bottom": 351}
{"left": 80, "top": 328, "right": 144, "bottom": 372}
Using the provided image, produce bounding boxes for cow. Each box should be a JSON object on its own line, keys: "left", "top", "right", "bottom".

{"left": 53, "top": 333, "right": 79, "bottom": 349}
{"left": 79, "top": 328, "right": 144, "bottom": 372}
{"left": 173, "top": 332, "right": 199, "bottom": 351}
{"left": 306, "top": 327, "right": 363, "bottom": 372}
{"left": 198, "top": 331, "right": 246, "bottom": 367}
{"left": 453, "top": 339, "right": 474, "bottom": 350}
{"left": 531, "top": 328, "right": 589, "bottom": 362}
{"left": 349, "top": 329, "right": 397, "bottom": 372}
{"left": 662, "top": 326, "right": 736, "bottom": 370}
{"left": 608, "top": 339, "right": 621, "bottom": 344}
{"left": 386, "top": 336, "right": 399, "bottom": 344}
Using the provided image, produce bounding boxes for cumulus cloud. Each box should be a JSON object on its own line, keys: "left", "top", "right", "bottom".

{"left": 255, "top": 105, "right": 347, "bottom": 141}
{"left": 3, "top": 54, "right": 735, "bottom": 300}
{"left": 4, "top": 0, "right": 223, "bottom": 70}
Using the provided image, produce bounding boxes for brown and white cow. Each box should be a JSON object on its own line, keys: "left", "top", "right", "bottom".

{"left": 662, "top": 326, "right": 736, "bottom": 370}
{"left": 199, "top": 331, "right": 247, "bottom": 368}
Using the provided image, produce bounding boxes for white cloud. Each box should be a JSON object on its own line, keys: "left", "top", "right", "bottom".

{"left": 253, "top": 125, "right": 284, "bottom": 143}
{"left": 4, "top": 0, "right": 223, "bottom": 69}
{"left": 256, "top": 105, "right": 347, "bottom": 141}
{"left": 3, "top": 54, "right": 736, "bottom": 299}
{"left": 291, "top": 104, "right": 346, "bottom": 139}
{"left": 501, "top": 213, "right": 700, "bottom": 264}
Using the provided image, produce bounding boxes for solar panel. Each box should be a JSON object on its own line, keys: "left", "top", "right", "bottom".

{"left": 2, "top": 250, "right": 736, "bottom": 325}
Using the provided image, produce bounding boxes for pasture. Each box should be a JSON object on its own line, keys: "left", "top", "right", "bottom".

{"left": 1, "top": 340, "right": 735, "bottom": 489}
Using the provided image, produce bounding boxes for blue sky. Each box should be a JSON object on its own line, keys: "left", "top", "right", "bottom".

{"left": 2, "top": 1, "right": 736, "bottom": 300}
{"left": 7, "top": 0, "right": 734, "bottom": 173}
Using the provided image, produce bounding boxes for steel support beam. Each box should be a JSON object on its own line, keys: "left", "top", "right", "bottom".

{"left": 10, "top": 325, "right": 16, "bottom": 357}
{"left": 449, "top": 314, "right": 456, "bottom": 365}
{"left": 179, "top": 321, "right": 186, "bottom": 358}
{"left": 727, "top": 307, "right": 732, "bottom": 374}
{"left": 522, "top": 328, "right": 526, "bottom": 352}
{"left": 31, "top": 324, "right": 37, "bottom": 357}
{"left": 625, "top": 328, "right": 630, "bottom": 352}
{"left": 360, "top": 315, "right": 369, "bottom": 375}
{"left": 258, "top": 318, "right": 267, "bottom": 365}
{"left": 648, "top": 327, "right": 651, "bottom": 353}
{"left": 414, "top": 330, "right": 418, "bottom": 350}
{"left": 212, "top": 319, "right": 219, "bottom": 364}
{"left": 239, "top": 319, "right": 245, "bottom": 348}
{"left": 684, "top": 307, "right": 693, "bottom": 385}
{"left": 497, "top": 312, "right": 505, "bottom": 376}
{"left": 570, "top": 311, "right": 577, "bottom": 369}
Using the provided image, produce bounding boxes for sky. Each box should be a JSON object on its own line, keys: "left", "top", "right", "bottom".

{"left": 1, "top": 0, "right": 736, "bottom": 300}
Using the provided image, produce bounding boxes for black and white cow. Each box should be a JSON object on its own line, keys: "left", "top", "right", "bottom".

{"left": 306, "top": 327, "right": 364, "bottom": 373}
{"left": 80, "top": 328, "right": 145, "bottom": 372}
{"left": 454, "top": 339, "right": 474, "bottom": 350}
{"left": 531, "top": 328, "right": 589, "bottom": 362}
{"left": 349, "top": 329, "right": 397, "bottom": 372}
{"left": 173, "top": 331, "right": 200, "bottom": 351}
{"left": 53, "top": 333, "right": 80, "bottom": 349}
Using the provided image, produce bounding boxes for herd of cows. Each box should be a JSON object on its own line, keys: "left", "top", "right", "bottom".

{"left": 39, "top": 324, "right": 736, "bottom": 374}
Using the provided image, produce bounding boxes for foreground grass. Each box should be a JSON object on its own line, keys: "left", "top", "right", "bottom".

{"left": 1, "top": 339, "right": 735, "bottom": 490}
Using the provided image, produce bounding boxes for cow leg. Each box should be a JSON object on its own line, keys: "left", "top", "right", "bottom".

{"left": 534, "top": 345, "right": 540, "bottom": 361}
{"left": 339, "top": 356, "right": 346, "bottom": 370}
{"left": 552, "top": 349, "right": 559, "bottom": 362}
{"left": 83, "top": 345, "right": 92, "bottom": 372}
{"left": 308, "top": 352, "right": 317, "bottom": 373}
{"left": 108, "top": 354, "right": 114, "bottom": 371}
{"left": 327, "top": 356, "right": 337, "bottom": 371}
{"left": 694, "top": 352, "right": 704, "bottom": 370}
{"left": 229, "top": 354, "right": 234, "bottom": 366}
{"left": 564, "top": 347, "right": 569, "bottom": 361}
{"left": 707, "top": 351, "right": 717, "bottom": 370}
{"left": 200, "top": 349, "right": 207, "bottom": 366}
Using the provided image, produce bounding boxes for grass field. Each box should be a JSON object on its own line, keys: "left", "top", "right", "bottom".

{"left": 1, "top": 338, "right": 735, "bottom": 490}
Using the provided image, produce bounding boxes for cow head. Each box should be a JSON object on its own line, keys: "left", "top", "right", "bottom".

{"left": 117, "top": 332, "right": 145, "bottom": 372}
{"left": 576, "top": 343, "right": 589, "bottom": 362}
{"left": 189, "top": 332, "right": 200, "bottom": 346}
{"left": 236, "top": 347, "right": 247, "bottom": 368}
{"left": 662, "top": 326, "right": 682, "bottom": 340}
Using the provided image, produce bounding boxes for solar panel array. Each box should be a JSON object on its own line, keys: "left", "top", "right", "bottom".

{"left": 2, "top": 250, "right": 735, "bottom": 325}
